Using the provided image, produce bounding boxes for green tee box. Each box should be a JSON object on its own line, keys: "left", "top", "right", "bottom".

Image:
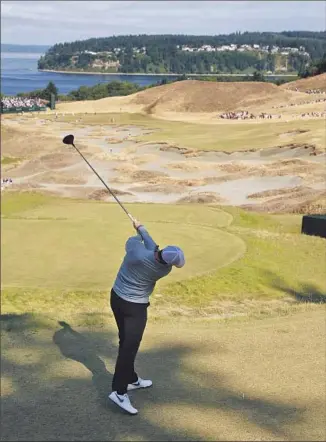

{"left": 302, "top": 215, "right": 326, "bottom": 239}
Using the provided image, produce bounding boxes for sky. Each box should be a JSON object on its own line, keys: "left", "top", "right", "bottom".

{"left": 1, "top": 0, "right": 325, "bottom": 46}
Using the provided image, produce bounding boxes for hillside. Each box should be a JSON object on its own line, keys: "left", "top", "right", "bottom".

{"left": 131, "top": 80, "right": 293, "bottom": 113}
{"left": 281, "top": 73, "right": 326, "bottom": 92}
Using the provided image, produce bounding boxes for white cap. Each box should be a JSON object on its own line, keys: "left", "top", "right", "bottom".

{"left": 161, "top": 246, "right": 185, "bottom": 268}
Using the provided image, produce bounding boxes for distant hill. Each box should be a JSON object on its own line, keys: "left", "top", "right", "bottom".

{"left": 38, "top": 32, "right": 326, "bottom": 75}
{"left": 1, "top": 44, "right": 51, "bottom": 53}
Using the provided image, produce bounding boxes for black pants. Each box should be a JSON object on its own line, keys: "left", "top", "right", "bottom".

{"left": 110, "top": 289, "right": 149, "bottom": 395}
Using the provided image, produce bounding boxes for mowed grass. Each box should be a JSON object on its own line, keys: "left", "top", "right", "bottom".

{"left": 1, "top": 156, "right": 21, "bottom": 166}
{"left": 47, "top": 112, "right": 326, "bottom": 152}
{"left": 1, "top": 192, "right": 325, "bottom": 319}
{"left": 1, "top": 192, "right": 243, "bottom": 296}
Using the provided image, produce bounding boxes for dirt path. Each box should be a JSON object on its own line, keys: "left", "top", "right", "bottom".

{"left": 1, "top": 309, "right": 325, "bottom": 441}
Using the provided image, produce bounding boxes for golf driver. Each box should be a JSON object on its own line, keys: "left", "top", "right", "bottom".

{"left": 62, "top": 134, "right": 135, "bottom": 223}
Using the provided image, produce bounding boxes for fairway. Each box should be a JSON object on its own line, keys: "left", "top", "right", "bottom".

{"left": 44, "top": 111, "right": 326, "bottom": 152}
{"left": 1, "top": 194, "right": 244, "bottom": 290}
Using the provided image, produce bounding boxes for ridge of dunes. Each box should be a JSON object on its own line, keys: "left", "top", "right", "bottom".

{"left": 281, "top": 73, "right": 326, "bottom": 92}
{"left": 56, "top": 79, "right": 295, "bottom": 114}
{"left": 130, "top": 79, "right": 294, "bottom": 113}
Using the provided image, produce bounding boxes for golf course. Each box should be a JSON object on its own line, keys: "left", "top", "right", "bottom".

{"left": 1, "top": 76, "right": 326, "bottom": 440}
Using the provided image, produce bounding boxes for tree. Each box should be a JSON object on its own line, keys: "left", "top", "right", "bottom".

{"left": 252, "top": 71, "right": 265, "bottom": 81}
{"left": 43, "top": 81, "right": 58, "bottom": 100}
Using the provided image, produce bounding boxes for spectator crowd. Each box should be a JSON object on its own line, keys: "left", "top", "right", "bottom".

{"left": 218, "top": 111, "right": 281, "bottom": 120}
{"left": 218, "top": 108, "right": 325, "bottom": 120}
{"left": 1, "top": 178, "right": 13, "bottom": 191}
{"left": 290, "top": 88, "right": 326, "bottom": 95}
{"left": 1, "top": 97, "right": 44, "bottom": 111}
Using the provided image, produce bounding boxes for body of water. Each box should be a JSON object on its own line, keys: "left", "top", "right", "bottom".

{"left": 1, "top": 52, "right": 178, "bottom": 96}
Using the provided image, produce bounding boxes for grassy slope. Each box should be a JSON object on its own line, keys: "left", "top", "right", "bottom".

{"left": 43, "top": 112, "right": 326, "bottom": 152}
{"left": 1, "top": 193, "right": 325, "bottom": 320}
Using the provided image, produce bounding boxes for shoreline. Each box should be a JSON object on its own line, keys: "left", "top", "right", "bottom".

{"left": 39, "top": 69, "right": 182, "bottom": 76}
{"left": 38, "top": 69, "right": 298, "bottom": 78}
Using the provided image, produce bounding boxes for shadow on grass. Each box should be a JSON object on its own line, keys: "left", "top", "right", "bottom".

{"left": 0, "top": 312, "right": 308, "bottom": 441}
{"left": 53, "top": 321, "right": 112, "bottom": 404}
{"left": 263, "top": 270, "right": 326, "bottom": 304}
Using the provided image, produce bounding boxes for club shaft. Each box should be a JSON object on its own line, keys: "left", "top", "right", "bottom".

{"left": 72, "top": 143, "right": 133, "bottom": 221}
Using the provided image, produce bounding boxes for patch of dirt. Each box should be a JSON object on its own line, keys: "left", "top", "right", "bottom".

{"left": 177, "top": 192, "right": 226, "bottom": 204}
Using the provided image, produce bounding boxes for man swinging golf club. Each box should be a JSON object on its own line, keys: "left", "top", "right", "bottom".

{"left": 108, "top": 219, "right": 185, "bottom": 415}
{"left": 61, "top": 134, "right": 185, "bottom": 415}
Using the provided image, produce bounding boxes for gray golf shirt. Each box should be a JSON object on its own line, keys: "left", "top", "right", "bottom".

{"left": 112, "top": 226, "right": 172, "bottom": 304}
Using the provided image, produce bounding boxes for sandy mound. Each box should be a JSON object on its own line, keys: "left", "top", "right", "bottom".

{"left": 131, "top": 80, "right": 292, "bottom": 113}
{"left": 88, "top": 188, "right": 132, "bottom": 201}
{"left": 281, "top": 73, "right": 326, "bottom": 92}
{"left": 177, "top": 192, "right": 225, "bottom": 204}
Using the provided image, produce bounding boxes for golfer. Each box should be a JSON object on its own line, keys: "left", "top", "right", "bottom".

{"left": 109, "top": 219, "right": 185, "bottom": 415}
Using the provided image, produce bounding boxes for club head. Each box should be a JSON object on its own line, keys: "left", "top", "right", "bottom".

{"left": 62, "top": 134, "right": 75, "bottom": 147}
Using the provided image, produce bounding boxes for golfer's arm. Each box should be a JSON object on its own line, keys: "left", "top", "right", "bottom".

{"left": 137, "top": 226, "right": 157, "bottom": 251}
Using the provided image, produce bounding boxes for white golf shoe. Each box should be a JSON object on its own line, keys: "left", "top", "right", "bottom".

{"left": 127, "top": 377, "right": 153, "bottom": 391}
{"left": 108, "top": 391, "right": 138, "bottom": 415}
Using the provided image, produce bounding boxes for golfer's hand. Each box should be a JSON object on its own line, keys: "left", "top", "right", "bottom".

{"left": 133, "top": 219, "right": 142, "bottom": 230}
